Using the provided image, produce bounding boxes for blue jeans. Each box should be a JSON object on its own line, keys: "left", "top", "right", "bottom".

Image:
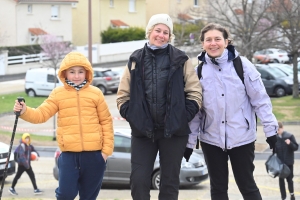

{"left": 55, "top": 151, "right": 106, "bottom": 200}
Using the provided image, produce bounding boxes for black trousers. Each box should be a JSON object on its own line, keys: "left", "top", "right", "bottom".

{"left": 279, "top": 165, "right": 294, "bottom": 199}
{"left": 130, "top": 134, "right": 188, "bottom": 200}
{"left": 201, "top": 142, "right": 262, "bottom": 200}
{"left": 12, "top": 164, "right": 38, "bottom": 190}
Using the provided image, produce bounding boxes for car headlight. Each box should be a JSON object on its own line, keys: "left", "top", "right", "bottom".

{"left": 181, "top": 162, "right": 195, "bottom": 169}
{"left": 194, "top": 160, "right": 206, "bottom": 168}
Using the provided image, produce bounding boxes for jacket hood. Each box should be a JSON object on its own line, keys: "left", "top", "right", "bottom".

{"left": 58, "top": 52, "right": 94, "bottom": 86}
{"left": 21, "top": 133, "right": 31, "bottom": 145}
{"left": 197, "top": 44, "right": 238, "bottom": 63}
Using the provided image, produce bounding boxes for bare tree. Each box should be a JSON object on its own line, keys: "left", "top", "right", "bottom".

{"left": 40, "top": 34, "right": 72, "bottom": 140}
{"left": 268, "top": 0, "right": 300, "bottom": 98}
{"left": 200, "top": 0, "right": 283, "bottom": 60}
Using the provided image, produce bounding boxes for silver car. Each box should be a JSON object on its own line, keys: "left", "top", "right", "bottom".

{"left": 92, "top": 68, "right": 120, "bottom": 95}
{"left": 53, "top": 130, "right": 208, "bottom": 189}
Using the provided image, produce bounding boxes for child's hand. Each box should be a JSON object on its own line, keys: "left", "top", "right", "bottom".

{"left": 13, "top": 100, "right": 27, "bottom": 115}
{"left": 102, "top": 153, "right": 108, "bottom": 161}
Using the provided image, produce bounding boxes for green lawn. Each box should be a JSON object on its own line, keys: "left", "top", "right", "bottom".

{"left": 271, "top": 96, "right": 300, "bottom": 122}
{"left": 0, "top": 92, "right": 47, "bottom": 114}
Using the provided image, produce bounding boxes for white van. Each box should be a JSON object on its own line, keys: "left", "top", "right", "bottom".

{"left": 25, "top": 67, "right": 63, "bottom": 97}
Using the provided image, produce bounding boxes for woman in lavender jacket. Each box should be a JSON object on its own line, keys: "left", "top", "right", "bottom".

{"left": 188, "top": 23, "right": 278, "bottom": 200}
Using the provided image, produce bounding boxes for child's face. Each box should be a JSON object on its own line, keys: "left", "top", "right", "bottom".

{"left": 66, "top": 66, "right": 87, "bottom": 85}
{"left": 25, "top": 137, "right": 29, "bottom": 142}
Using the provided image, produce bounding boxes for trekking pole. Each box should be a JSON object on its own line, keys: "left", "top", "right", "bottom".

{"left": 0, "top": 97, "right": 25, "bottom": 199}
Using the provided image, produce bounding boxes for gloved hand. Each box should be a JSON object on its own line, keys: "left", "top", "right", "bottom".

{"left": 183, "top": 148, "right": 193, "bottom": 162}
{"left": 266, "top": 135, "right": 277, "bottom": 153}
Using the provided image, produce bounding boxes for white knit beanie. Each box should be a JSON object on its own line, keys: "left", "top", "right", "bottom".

{"left": 146, "top": 14, "right": 173, "bottom": 36}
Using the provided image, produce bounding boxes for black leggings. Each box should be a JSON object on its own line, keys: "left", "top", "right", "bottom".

{"left": 11, "top": 164, "right": 37, "bottom": 190}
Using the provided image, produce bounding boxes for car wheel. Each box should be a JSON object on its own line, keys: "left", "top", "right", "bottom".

{"left": 27, "top": 89, "right": 36, "bottom": 97}
{"left": 274, "top": 86, "right": 286, "bottom": 97}
{"left": 151, "top": 170, "right": 160, "bottom": 190}
{"left": 98, "top": 85, "right": 107, "bottom": 95}
{"left": 273, "top": 59, "right": 279, "bottom": 63}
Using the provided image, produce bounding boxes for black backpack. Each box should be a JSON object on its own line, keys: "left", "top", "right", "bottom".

{"left": 195, "top": 56, "right": 257, "bottom": 149}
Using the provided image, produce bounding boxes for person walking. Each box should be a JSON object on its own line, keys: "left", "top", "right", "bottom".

{"left": 116, "top": 13, "right": 202, "bottom": 200}
{"left": 188, "top": 23, "right": 278, "bottom": 200}
{"left": 276, "top": 121, "right": 298, "bottom": 200}
{"left": 13, "top": 52, "right": 114, "bottom": 200}
{"left": 9, "top": 133, "right": 42, "bottom": 195}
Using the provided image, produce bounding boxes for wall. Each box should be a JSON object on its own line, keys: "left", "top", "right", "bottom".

{"left": 72, "top": 0, "right": 147, "bottom": 46}
{"left": 16, "top": 3, "right": 73, "bottom": 46}
{"left": 0, "top": 0, "right": 17, "bottom": 46}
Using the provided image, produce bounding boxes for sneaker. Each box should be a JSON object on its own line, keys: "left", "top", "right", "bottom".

{"left": 8, "top": 187, "right": 18, "bottom": 195}
{"left": 34, "top": 189, "right": 43, "bottom": 195}
{"left": 291, "top": 194, "right": 295, "bottom": 200}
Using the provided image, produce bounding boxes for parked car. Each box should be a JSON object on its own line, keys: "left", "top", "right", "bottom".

{"left": 255, "top": 64, "right": 295, "bottom": 97}
{"left": 0, "top": 142, "right": 16, "bottom": 178}
{"left": 25, "top": 67, "right": 62, "bottom": 97}
{"left": 53, "top": 129, "right": 208, "bottom": 189}
{"left": 253, "top": 50, "right": 271, "bottom": 64}
{"left": 92, "top": 68, "right": 120, "bottom": 94}
{"left": 110, "top": 67, "right": 125, "bottom": 80}
{"left": 253, "top": 48, "right": 289, "bottom": 64}
{"left": 266, "top": 63, "right": 300, "bottom": 82}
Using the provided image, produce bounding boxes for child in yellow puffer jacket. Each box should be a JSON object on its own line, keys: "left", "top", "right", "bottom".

{"left": 9, "top": 133, "right": 42, "bottom": 195}
{"left": 13, "top": 52, "right": 114, "bottom": 200}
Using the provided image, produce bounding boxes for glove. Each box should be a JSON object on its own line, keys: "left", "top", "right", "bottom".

{"left": 183, "top": 148, "right": 193, "bottom": 162}
{"left": 266, "top": 135, "right": 277, "bottom": 153}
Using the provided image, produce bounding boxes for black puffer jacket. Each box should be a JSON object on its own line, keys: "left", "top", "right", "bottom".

{"left": 275, "top": 131, "right": 299, "bottom": 165}
{"left": 120, "top": 44, "right": 200, "bottom": 138}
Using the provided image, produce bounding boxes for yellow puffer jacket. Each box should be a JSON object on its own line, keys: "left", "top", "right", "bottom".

{"left": 20, "top": 52, "right": 114, "bottom": 155}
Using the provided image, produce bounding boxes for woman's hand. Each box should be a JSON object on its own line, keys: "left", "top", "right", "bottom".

{"left": 13, "top": 100, "right": 26, "bottom": 115}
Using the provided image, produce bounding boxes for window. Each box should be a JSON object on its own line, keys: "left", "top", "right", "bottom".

{"left": 110, "top": 0, "right": 114, "bottom": 7}
{"left": 129, "top": 0, "right": 135, "bottom": 12}
{"left": 28, "top": 5, "right": 32, "bottom": 13}
{"left": 47, "top": 74, "right": 59, "bottom": 83}
{"left": 51, "top": 5, "right": 59, "bottom": 19}
{"left": 194, "top": 0, "right": 199, "bottom": 6}
{"left": 114, "top": 136, "right": 131, "bottom": 153}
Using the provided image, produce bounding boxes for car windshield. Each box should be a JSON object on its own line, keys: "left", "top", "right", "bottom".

{"left": 268, "top": 67, "right": 288, "bottom": 78}
{"left": 280, "top": 66, "right": 293, "bottom": 74}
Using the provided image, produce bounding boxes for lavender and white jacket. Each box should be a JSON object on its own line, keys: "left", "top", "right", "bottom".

{"left": 187, "top": 47, "right": 278, "bottom": 150}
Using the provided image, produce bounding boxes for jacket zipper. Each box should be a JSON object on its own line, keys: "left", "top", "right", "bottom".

{"left": 77, "top": 91, "right": 84, "bottom": 150}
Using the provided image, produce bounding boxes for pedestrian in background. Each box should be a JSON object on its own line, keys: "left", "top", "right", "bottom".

{"left": 189, "top": 23, "right": 278, "bottom": 200}
{"left": 116, "top": 13, "right": 202, "bottom": 200}
{"left": 276, "top": 121, "right": 299, "bottom": 200}
{"left": 9, "top": 133, "right": 42, "bottom": 195}
{"left": 13, "top": 52, "right": 114, "bottom": 200}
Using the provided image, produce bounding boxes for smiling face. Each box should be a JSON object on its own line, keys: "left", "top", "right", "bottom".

{"left": 202, "top": 29, "right": 228, "bottom": 58}
{"left": 66, "top": 66, "right": 86, "bottom": 85}
{"left": 148, "top": 24, "right": 170, "bottom": 47}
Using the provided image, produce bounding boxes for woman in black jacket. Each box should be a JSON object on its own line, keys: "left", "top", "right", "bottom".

{"left": 116, "top": 13, "right": 202, "bottom": 200}
{"left": 275, "top": 121, "right": 299, "bottom": 200}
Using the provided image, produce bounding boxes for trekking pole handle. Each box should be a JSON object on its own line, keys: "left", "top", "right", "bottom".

{"left": 16, "top": 97, "right": 25, "bottom": 116}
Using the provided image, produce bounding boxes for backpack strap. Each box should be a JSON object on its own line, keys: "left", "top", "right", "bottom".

{"left": 197, "top": 62, "right": 204, "bottom": 80}
{"left": 232, "top": 56, "right": 244, "bottom": 84}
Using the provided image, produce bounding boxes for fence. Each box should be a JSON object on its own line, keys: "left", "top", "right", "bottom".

{"left": 7, "top": 53, "right": 50, "bottom": 65}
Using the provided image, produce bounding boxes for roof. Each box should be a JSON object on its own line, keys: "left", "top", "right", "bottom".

{"left": 110, "top": 20, "right": 129, "bottom": 27}
{"left": 17, "top": 0, "right": 78, "bottom": 3}
{"left": 28, "top": 28, "right": 47, "bottom": 35}
{"left": 178, "top": 13, "right": 194, "bottom": 21}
